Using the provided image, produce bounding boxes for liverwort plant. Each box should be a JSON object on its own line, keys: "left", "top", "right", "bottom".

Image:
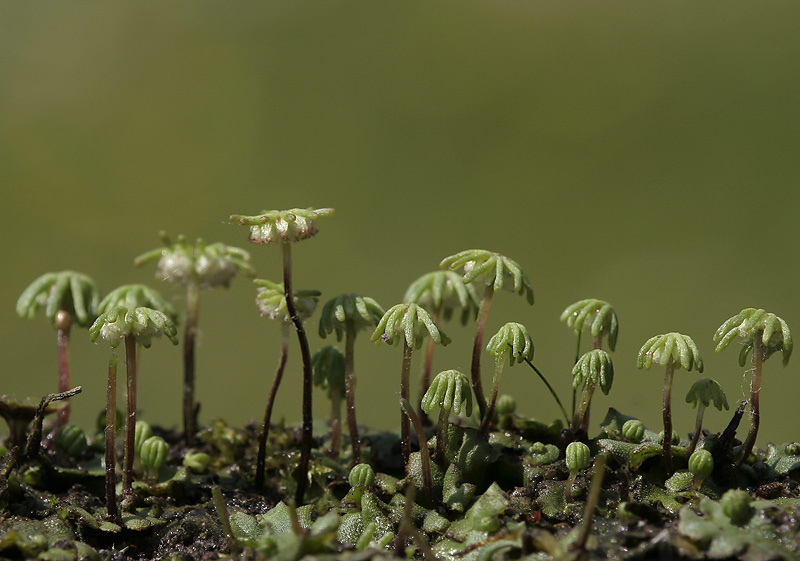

{"left": 481, "top": 322, "right": 534, "bottom": 434}
{"left": 403, "top": 270, "right": 479, "bottom": 403}
{"left": 371, "top": 302, "right": 450, "bottom": 464}
{"left": 135, "top": 232, "right": 253, "bottom": 443}
{"left": 230, "top": 207, "right": 333, "bottom": 503}
{"left": 319, "top": 293, "right": 384, "bottom": 465}
{"left": 420, "top": 369, "right": 472, "bottom": 463}
{"left": 713, "top": 308, "right": 793, "bottom": 468}
{"left": 253, "top": 279, "right": 320, "bottom": 488}
{"left": 571, "top": 349, "right": 614, "bottom": 434}
{"left": 685, "top": 378, "right": 729, "bottom": 454}
{"left": 637, "top": 332, "right": 704, "bottom": 474}
{"left": 440, "top": 249, "right": 533, "bottom": 418}
{"left": 560, "top": 298, "right": 618, "bottom": 417}
{"left": 16, "top": 271, "right": 101, "bottom": 428}
{"left": 312, "top": 346, "right": 346, "bottom": 459}
{"left": 90, "top": 307, "right": 178, "bottom": 502}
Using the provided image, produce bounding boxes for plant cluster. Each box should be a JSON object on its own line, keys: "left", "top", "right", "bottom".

{"left": 3, "top": 207, "right": 800, "bottom": 561}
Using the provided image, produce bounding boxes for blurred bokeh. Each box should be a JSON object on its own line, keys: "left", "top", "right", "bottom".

{"left": 2, "top": 3, "right": 799, "bottom": 446}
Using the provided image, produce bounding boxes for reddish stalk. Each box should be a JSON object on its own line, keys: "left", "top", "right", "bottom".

{"left": 400, "top": 341, "right": 413, "bottom": 464}
{"left": 182, "top": 282, "right": 200, "bottom": 444}
{"left": 344, "top": 321, "right": 361, "bottom": 465}
{"left": 104, "top": 354, "right": 119, "bottom": 522}
{"left": 55, "top": 311, "right": 73, "bottom": 430}
{"left": 255, "top": 325, "right": 289, "bottom": 488}
{"left": 736, "top": 337, "right": 763, "bottom": 469}
{"left": 470, "top": 285, "right": 494, "bottom": 418}
{"left": 662, "top": 359, "right": 675, "bottom": 475}
{"left": 123, "top": 334, "right": 138, "bottom": 498}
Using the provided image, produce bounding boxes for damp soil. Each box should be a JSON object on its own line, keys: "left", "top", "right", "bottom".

{"left": 2, "top": 410, "right": 800, "bottom": 561}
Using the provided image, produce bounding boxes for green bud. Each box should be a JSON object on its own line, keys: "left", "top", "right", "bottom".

{"left": 495, "top": 394, "right": 516, "bottom": 415}
{"left": 348, "top": 463, "right": 375, "bottom": 487}
{"left": 658, "top": 429, "right": 680, "bottom": 445}
{"left": 183, "top": 450, "right": 212, "bottom": 473}
{"left": 566, "top": 442, "right": 591, "bottom": 472}
{"left": 140, "top": 436, "right": 169, "bottom": 478}
{"left": 720, "top": 489, "right": 753, "bottom": 525}
{"left": 134, "top": 421, "right": 153, "bottom": 456}
{"left": 621, "top": 419, "right": 645, "bottom": 443}
{"left": 688, "top": 449, "right": 714, "bottom": 481}
{"left": 54, "top": 424, "right": 88, "bottom": 457}
{"left": 786, "top": 442, "right": 800, "bottom": 456}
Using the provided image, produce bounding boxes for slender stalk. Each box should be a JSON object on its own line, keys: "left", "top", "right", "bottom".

{"left": 471, "top": 284, "right": 494, "bottom": 418}
{"left": 572, "top": 384, "right": 596, "bottom": 433}
{"left": 662, "top": 359, "right": 675, "bottom": 475}
{"left": 281, "top": 243, "right": 314, "bottom": 504}
{"left": 344, "top": 321, "right": 361, "bottom": 465}
{"left": 55, "top": 311, "right": 72, "bottom": 429}
{"left": 687, "top": 403, "right": 706, "bottom": 455}
{"left": 524, "top": 359, "right": 570, "bottom": 425}
{"left": 105, "top": 354, "right": 119, "bottom": 523}
{"left": 183, "top": 281, "right": 200, "bottom": 444}
{"left": 400, "top": 340, "right": 413, "bottom": 464}
{"left": 480, "top": 358, "right": 505, "bottom": 434}
{"left": 395, "top": 485, "right": 436, "bottom": 561}
{"left": 255, "top": 324, "right": 289, "bottom": 488}
{"left": 212, "top": 486, "right": 240, "bottom": 556}
{"left": 400, "top": 398, "right": 433, "bottom": 503}
{"left": 736, "top": 337, "right": 764, "bottom": 469}
{"left": 123, "top": 334, "right": 138, "bottom": 497}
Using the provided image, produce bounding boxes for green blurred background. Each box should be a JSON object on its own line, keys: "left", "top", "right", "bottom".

{"left": 2, "top": 3, "right": 799, "bottom": 447}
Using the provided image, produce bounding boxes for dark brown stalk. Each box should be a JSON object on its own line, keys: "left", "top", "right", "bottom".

{"left": 344, "top": 321, "right": 361, "bottom": 465}
{"left": 105, "top": 355, "right": 119, "bottom": 522}
{"left": 281, "top": 243, "right": 314, "bottom": 504}
{"left": 255, "top": 324, "right": 289, "bottom": 488}
{"left": 123, "top": 334, "right": 138, "bottom": 497}
{"left": 736, "top": 337, "right": 763, "bottom": 469}
{"left": 662, "top": 360, "right": 675, "bottom": 475}
{"left": 471, "top": 284, "right": 494, "bottom": 418}
{"left": 183, "top": 281, "right": 200, "bottom": 444}
{"left": 400, "top": 340, "right": 413, "bottom": 465}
